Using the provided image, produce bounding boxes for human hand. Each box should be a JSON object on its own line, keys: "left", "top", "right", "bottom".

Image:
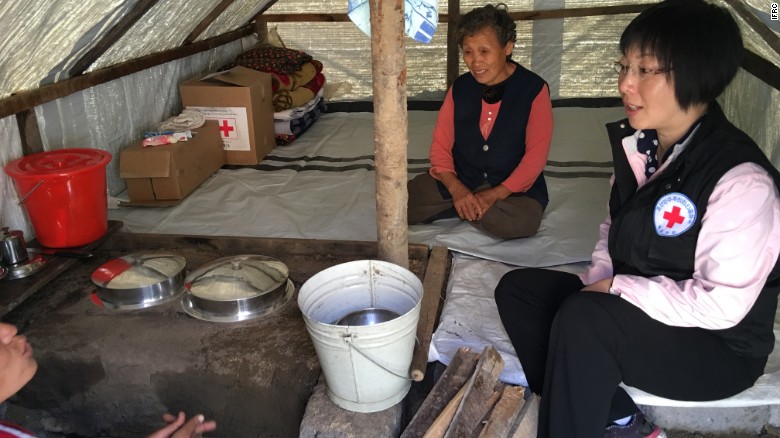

{"left": 147, "top": 412, "right": 216, "bottom": 438}
{"left": 474, "top": 186, "right": 506, "bottom": 213}
{"left": 450, "top": 184, "right": 484, "bottom": 222}
{"left": 581, "top": 277, "right": 612, "bottom": 294}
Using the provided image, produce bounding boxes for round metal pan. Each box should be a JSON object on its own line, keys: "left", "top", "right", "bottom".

{"left": 181, "top": 255, "right": 294, "bottom": 323}
{"left": 91, "top": 251, "right": 186, "bottom": 310}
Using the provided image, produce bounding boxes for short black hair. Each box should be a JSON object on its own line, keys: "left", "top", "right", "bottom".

{"left": 620, "top": 0, "right": 743, "bottom": 110}
{"left": 457, "top": 3, "right": 516, "bottom": 60}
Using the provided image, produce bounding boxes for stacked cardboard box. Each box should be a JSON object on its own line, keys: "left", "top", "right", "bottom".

{"left": 180, "top": 66, "right": 276, "bottom": 165}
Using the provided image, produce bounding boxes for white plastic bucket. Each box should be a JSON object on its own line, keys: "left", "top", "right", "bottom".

{"left": 298, "top": 260, "right": 423, "bottom": 413}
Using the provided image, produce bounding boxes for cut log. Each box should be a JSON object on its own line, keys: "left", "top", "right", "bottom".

{"left": 509, "top": 394, "right": 540, "bottom": 438}
{"left": 423, "top": 384, "right": 467, "bottom": 438}
{"left": 469, "top": 383, "right": 505, "bottom": 438}
{"left": 401, "top": 348, "right": 480, "bottom": 438}
{"left": 443, "top": 346, "right": 505, "bottom": 438}
{"left": 477, "top": 385, "right": 526, "bottom": 438}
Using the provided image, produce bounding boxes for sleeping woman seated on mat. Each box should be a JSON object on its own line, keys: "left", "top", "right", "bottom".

{"left": 494, "top": 0, "right": 780, "bottom": 437}
{"left": 407, "top": 3, "right": 553, "bottom": 240}
{"left": 0, "top": 322, "right": 216, "bottom": 438}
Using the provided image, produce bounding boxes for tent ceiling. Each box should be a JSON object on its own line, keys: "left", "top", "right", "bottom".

{"left": 0, "top": 0, "right": 777, "bottom": 108}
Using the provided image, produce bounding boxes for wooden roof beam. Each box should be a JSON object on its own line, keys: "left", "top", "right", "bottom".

{"left": 249, "top": 0, "right": 280, "bottom": 25}
{"left": 723, "top": 0, "right": 780, "bottom": 59}
{"left": 258, "top": 4, "right": 654, "bottom": 24}
{"left": 68, "top": 0, "right": 161, "bottom": 77}
{"left": 184, "top": 0, "right": 236, "bottom": 45}
{"left": 0, "top": 25, "right": 253, "bottom": 119}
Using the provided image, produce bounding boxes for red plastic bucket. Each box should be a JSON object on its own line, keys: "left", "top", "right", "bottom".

{"left": 4, "top": 148, "right": 112, "bottom": 248}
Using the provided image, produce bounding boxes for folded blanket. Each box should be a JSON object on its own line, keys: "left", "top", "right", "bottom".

{"left": 274, "top": 88, "right": 325, "bottom": 121}
{"left": 274, "top": 97, "right": 325, "bottom": 136}
{"left": 220, "top": 45, "right": 313, "bottom": 75}
{"left": 302, "top": 72, "right": 326, "bottom": 95}
{"left": 274, "top": 98, "right": 326, "bottom": 145}
{"left": 273, "top": 73, "right": 327, "bottom": 112}
{"left": 271, "top": 60, "right": 323, "bottom": 92}
{"left": 275, "top": 134, "right": 297, "bottom": 146}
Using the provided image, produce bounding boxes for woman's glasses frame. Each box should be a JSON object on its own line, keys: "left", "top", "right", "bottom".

{"left": 613, "top": 61, "right": 672, "bottom": 81}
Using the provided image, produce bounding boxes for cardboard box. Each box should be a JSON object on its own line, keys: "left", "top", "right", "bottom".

{"left": 180, "top": 66, "right": 276, "bottom": 165}
{"left": 119, "top": 120, "right": 225, "bottom": 207}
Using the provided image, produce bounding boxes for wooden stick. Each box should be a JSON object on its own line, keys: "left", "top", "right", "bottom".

{"left": 410, "top": 246, "right": 450, "bottom": 381}
{"left": 423, "top": 384, "right": 467, "bottom": 438}
{"left": 471, "top": 383, "right": 505, "bottom": 438}
{"left": 509, "top": 394, "right": 540, "bottom": 438}
{"left": 477, "top": 386, "right": 526, "bottom": 438}
{"left": 401, "top": 348, "right": 479, "bottom": 438}
{"left": 444, "top": 346, "right": 505, "bottom": 438}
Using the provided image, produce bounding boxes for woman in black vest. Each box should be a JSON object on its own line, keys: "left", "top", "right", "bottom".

{"left": 494, "top": 0, "right": 780, "bottom": 436}
{"left": 407, "top": 3, "right": 554, "bottom": 240}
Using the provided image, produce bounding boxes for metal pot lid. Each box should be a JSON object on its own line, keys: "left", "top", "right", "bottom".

{"left": 91, "top": 251, "right": 186, "bottom": 289}
{"left": 2, "top": 254, "right": 47, "bottom": 281}
{"left": 185, "top": 255, "right": 289, "bottom": 301}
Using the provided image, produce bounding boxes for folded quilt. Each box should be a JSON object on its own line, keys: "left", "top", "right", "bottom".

{"left": 274, "top": 88, "right": 325, "bottom": 121}
{"left": 271, "top": 60, "right": 323, "bottom": 92}
{"left": 220, "top": 45, "right": 313, "bottom": 74}
{"left": 274, "top": 97, "right": 326, "bottom": 143}
{"left": 274, "top": 73, "right": 326, "bottom": 112}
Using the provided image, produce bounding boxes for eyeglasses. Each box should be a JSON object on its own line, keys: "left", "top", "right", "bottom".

{"left": 613, "top": 61, "right": 671, "bottom": 80}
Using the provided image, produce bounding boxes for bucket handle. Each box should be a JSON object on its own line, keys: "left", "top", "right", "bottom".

{"left": 16, "top": 180, "right": 44, "bottom": 206}
{"left": 342, "top": 334, "right": 413, "bottom": 381}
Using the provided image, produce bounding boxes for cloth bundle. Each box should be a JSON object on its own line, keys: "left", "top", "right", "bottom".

{"left": 274, "top": 92, "right": 326, "bottom": 146}
{"left": 221, "top": 45, "right": 326, "bottom": 112}
{"left": 220, "top": 45, "right": 312, "bottom": 74}
{"left": 273, "top": 69, "right": 325, "bottom": 112}
{"left": 221, "top": 44, "right": 329, "bottom": 145}
{"left": 158, "top": 109, "right": 205, "bottom": 131}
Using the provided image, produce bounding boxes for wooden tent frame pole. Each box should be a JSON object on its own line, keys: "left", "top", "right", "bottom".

{"left": 369, "top": 0, "right": 409, "bottom": 268}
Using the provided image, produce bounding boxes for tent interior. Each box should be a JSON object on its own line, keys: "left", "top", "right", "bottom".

{"left": 1, "top": 0, "right": 779, "bottom": 436}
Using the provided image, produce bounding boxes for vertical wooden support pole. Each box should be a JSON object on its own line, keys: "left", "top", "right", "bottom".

{"left": 369, "top": 0, "right": 409, "bottom": 268}
{"left": 16, "top": 110, "right": 44, "bottom": 157}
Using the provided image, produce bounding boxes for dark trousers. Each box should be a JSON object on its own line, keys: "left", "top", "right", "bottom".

{"left": 407, "top": 172, "right": 543, "bottom": 239}
{"left": 495, "top": 268, "right": 767, "bottom": 438}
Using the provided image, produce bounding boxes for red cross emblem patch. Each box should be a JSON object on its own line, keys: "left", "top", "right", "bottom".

{"left": 654, "top": 193, "right": 697, "bottom": 236}
{"left": 218, "top": 118, "right": 238, "bottom": 139}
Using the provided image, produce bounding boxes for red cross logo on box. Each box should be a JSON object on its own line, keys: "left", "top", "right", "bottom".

{"left": 653, "top": 192, "right": 697, "bottom": 237}
{"left": 218, "top": 118, "right": 238, "bottom": 139}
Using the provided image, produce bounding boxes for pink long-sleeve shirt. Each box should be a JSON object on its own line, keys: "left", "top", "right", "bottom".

{"left": 580, "top": 129, "right": 780, "bottom": 329}
{"left": 428, "top": 84, "right": 553, "bottom": 193}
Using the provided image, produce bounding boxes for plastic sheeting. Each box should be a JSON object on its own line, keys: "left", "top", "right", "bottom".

{"left": 720, "top": 69, "right": 780, "bottom": 171}
{"left": 197, "top": 0, "right": 274, "bottom": 42}
{"left": 90, "top": 0, "right": 229, "bottom": 72}
{"left": 269, "top": 15, "right": 636, "bottom": 101}
{"left": 0, "top": 0, "right": 127, "bottom": 96}
{"left": 0, "top": 116, "right": 32, "bottom": 237}
{"left": 107, "top": 107, "right": 624, "bottom": 267}
{"left": 34, "top": 41, "right": 247, "bottom": 196}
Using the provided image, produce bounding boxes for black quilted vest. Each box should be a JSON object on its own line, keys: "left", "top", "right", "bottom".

{"left": 607, "top": 102, "right": 780, "bottom": 357}
{"left": 437, "top": 61, "right": 549, "bottom": 208}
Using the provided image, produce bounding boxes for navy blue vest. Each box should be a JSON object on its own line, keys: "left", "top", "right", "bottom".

{"left": 607, "top": 102, "right": 780, "bottom": 357}
{"left": 437, "top": 62, "right": 549, "bottom": 208}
